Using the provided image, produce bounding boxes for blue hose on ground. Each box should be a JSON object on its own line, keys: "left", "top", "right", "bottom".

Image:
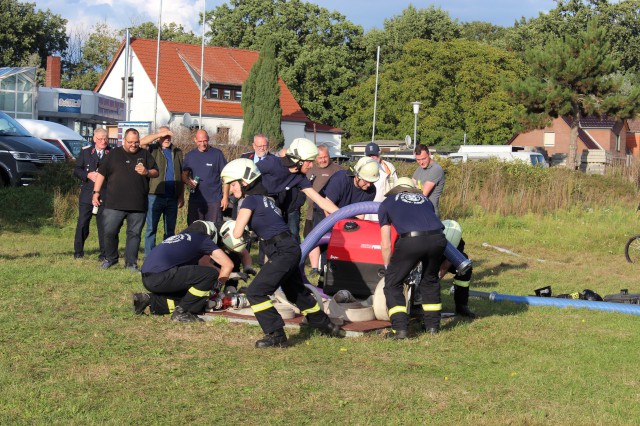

{"left": 469, "top": 290, "right": 640, "bottom": 316}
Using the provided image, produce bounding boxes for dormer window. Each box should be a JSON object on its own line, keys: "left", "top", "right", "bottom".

{"left": 207, "top": 84, "right": 242, "bottom": 102}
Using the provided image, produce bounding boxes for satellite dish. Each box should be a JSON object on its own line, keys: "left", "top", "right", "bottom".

{"left": 182, "top": 113, "right": 192, "bottom": 127}
{"left": 191, "top": 118, "right": 199, "bottom": 129}
{"left": 405, "top": 135, "right": 412, "bottom": 148}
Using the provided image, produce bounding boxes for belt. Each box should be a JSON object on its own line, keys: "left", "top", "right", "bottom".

{"left": 263, "top": 231, "right": 292, "bottom": 245}
{"left": 399, "top": 230, "right": 442, "bottom": 239}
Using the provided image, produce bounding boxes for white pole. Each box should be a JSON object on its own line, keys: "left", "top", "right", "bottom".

{"left": 124, "top": 28, "right": 131, "bottom": 121}
{"left": 153, "top": 0, "right": 162, "bottom": 128}
{"left": 371, "top": 46, "right": 380, "bottom": 143}
{"left": 199, "top": 0, "right": 206, "bottom": 129}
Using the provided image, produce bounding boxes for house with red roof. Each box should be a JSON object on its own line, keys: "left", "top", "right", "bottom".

{"left": 95, "top": 38, "right": 344, "bottom": 154}
{"left": 509, "top": 116, "right": 628, "bottom": 168}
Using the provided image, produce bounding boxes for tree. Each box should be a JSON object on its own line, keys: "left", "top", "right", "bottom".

{"left": 343, "top": 39, "right": 525, "bottom": 146}
{"left": 205, "top": 0, "right": 366, "bottom": 127}
{"left": 363, "top": 5, "right": 460, "bottom": 68}
{"left": 126, "top": 22, "right": 201, "bottom": 44}
{"left": 241, "top": 37, "right": 284, "bottom": 147}
{"left": 508, "top": 19, "right": 640, "bottom": 169}
{"left": 61, "top": 22, "right": 120, "bottom": 90}
{"left": 0, "top": 0, "right": 67, "bottom": 69}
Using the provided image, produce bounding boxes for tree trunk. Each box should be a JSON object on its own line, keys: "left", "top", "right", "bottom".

{"left": 568, "top": 119, "right": 580, "bottom": 170}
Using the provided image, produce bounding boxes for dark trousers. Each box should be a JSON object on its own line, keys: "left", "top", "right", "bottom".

{"left": 187, "top": 201, "right": 222, "bottom": 225}
{"left": 142, "top": 265, "right": 219, "bottom": 315}
{"left": 144, "top": 194, "right": 179, "bottom": 257}
{"left": 384, "top": 233, "right": 447, "bottom": 330}
{"left": 448, "top": 240, "right": 472, "bottom": 307}
{"left": 102, "top": 208, "right": 146, "bottom": 266}
{"left": 245, "top": 235, "right": 331, "bottom": 334}
{"left": 74, "top": 202, "right": 105, "bottom": 258}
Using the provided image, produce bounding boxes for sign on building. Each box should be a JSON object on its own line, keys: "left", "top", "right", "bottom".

{"left": 117, "top": 121, "right": 151, "bottom": 146}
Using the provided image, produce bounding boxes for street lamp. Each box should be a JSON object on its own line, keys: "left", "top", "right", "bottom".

{"left": 411, "top": 101, "right": 421, "bottom": 148}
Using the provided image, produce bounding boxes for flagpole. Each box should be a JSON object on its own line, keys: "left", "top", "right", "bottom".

{"left": 371, "top": 46, "right": 380, "bottom": 143}
{"left": 199, "top": 0, "right": 206, "bottom": 129}
{"left": 153, "top": 0, "right": 162, "bottom": 128}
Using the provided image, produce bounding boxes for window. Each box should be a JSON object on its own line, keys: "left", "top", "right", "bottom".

{"left": 616, "top": 134, "right": 621, "bottom": 152}
{"left": 223, "top": 89, "right": 231, "bottom": 100}
{"left": 210, "top": 88, "right": 219, "bottom": 99}
{"left": 206, "top": 85, "right": 241, "bottom": 102}
{"left": 543, "top": 132, "right": 555, "bottom": 147}
{"left": 234, "top": 90, "right": 242, "bottom": 101}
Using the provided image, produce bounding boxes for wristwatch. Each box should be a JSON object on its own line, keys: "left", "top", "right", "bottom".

{"left": 93, "top": 191, "right": 100, "bottom": 194}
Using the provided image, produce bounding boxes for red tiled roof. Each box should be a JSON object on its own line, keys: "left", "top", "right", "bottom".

{"left": 96, "top": 38, "right": 308, "bottom": 122}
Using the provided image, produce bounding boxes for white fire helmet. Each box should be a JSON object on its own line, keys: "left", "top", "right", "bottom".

{"left": 220, "top": 158, "right": 261, "bottom": 185}
{"left": 442, "top": 219, "right": 462, "bottom": 248}
{"left": 353, "top": 157, "right": 380, "bottom": 183}
{"left": 220, "top": 220, "right": 248, "bottom": 252}
{"left": 286, "top": 138, "right": 319, "bottom": 162}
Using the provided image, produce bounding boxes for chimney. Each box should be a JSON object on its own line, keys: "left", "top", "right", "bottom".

{"left": 45, "top": 56, "right": 61, "bottom": 88}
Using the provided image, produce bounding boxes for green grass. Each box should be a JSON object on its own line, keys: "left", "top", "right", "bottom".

{"left": 2, "top": 200, "right": 640, "bottom": 424}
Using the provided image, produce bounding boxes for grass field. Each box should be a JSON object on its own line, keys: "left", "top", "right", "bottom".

{"left": 2, "top": 187, "right": 640, "bottom": 424}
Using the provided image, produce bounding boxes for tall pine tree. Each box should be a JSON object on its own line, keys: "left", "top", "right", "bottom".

{"left": 241, "top": 37, "right": 284, "bottom": 147}
{"left": 509, "top": 18, "right": 640, "bottom": 169}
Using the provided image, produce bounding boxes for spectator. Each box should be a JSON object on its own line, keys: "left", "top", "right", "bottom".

{"left": 182, "top": 129, "right": 228, "bottom": 225}
{"left": 72, "top": 128, "right": 110, "bottom": 260}
{"left": 363, "top": 142, "right": 397, "bottom": 221}
{"left": 241, "top": 133, "right": 272, "bottom": 164}
{"left": 413, "top": 144, "right": 445, "bottom": 217}
{"left": 303, "top": 144, "right": 342, "bottom": 275}
{"left": 92, "top": 128, "right": 159, "bottom": 271}
{"left": 140, "top": 126, "right": 184, "bottom": 257}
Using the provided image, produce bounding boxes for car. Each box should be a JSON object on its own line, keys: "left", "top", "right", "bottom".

{"left": 0, "top": 112, "right": 65, "bottom": 186}
{"left": 17, "top": 119, "right": 88, "bottom": 160}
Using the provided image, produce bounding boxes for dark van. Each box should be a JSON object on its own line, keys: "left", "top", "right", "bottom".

{"left": 0, "top": 111, "right": 65, "bottom": 186}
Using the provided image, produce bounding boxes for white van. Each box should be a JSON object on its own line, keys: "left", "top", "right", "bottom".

{"left": 448, "top": 145, "right": 548, "bottom": 168}
{"left": 17, "top": 119, "right": 88, "bottom": 160}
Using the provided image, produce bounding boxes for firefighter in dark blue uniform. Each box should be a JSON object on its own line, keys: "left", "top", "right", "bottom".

{"left": 221, "top": 158, "right": 343, "bottom": 348}
{"left": 134, "top": 220, "right": 233, "bottom": 322}
{"left": 256, "top": 138, "right": 339, "bottom": 224}
{"left": 378, "top": 177, "right": 447, "bottom": 338}
{"left": 72, "top": 129, "right": 110, "bottom": 260}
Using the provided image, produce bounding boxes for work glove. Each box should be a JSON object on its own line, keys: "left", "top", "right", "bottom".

{"left": 212, "top": 280, "right": 224, "bottom": 293}
{"left": 229, "top": 271, "right": 249, "bottom": 282}
{"left": 244, "top": 266, "right": 257, "bottom": 276}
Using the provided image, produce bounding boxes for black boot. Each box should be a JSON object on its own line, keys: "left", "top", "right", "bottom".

{"left": 255, "top": 328, "right": 288, "bottom": 348}
{"left": 455, "top": 304, "right": 477, "bottom": 319}
{"left": 132, "top": 293, "right": 151, "bottom": 315}
{"left": 171, "top": 306, "right": 204, "bottom": 323}
{"left": 384, "top": 329, "right": 408, "bottom": 340}
{"left": 315, "top": 321, "right": 344, "bottom": 338}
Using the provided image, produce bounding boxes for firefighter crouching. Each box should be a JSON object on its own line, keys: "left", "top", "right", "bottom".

{"left": 221, "top": 158, "right": 343, "bottom": 348}
{"left": 378, "top": 177, "right": 447, "bottom": 338}
{"left": 440, "top": 219, "right": 476, "bottom": 318}
{"left": 133, "top": 220, "right": 233, "bottom": 322}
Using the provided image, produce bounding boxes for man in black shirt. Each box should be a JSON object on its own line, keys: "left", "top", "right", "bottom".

{"left": 92, "top": 128, "right": 159, "bottom": 271}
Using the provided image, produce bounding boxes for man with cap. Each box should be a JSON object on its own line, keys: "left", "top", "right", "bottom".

{"left": 363, "top": 142, "right": 397, "bottom": 221}
{"left": 133, "top": 220, "right": 233, "bottom": 322}
{"left": 413, "top": 144, "right": 445, "bottom": 217}
{"left": 378, "top": 177, "right": 447, "bottom": 338}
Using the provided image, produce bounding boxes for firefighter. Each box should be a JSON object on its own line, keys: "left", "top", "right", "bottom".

{"left": 440, "top": 219, "right": 476, "bottom": 318}
{"left": 133, "top": 220, "right": 233, "bottom": 322}
{"left": 221, "top": 158, "right": 343, "bottom": 348}
{"left": 378, "top": 177, "right": 447, "bottom": 338}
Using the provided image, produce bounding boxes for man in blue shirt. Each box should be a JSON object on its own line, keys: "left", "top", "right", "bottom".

{"left": 182, "top": 129, "right": 228, "bottom": 225}
{"left": 378, "top": 177, "right": 447, "bottom": 338}
{"left": 135, "top": 220, "right": 233, "bottom": 322}
{"left": 140, "top": 126, "right": 184, "bottom": 257}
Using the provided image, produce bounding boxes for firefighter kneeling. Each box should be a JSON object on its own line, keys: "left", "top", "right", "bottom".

{"left": 379, "top": 177, "right": 447, "bottom": 338}
{"left": 440, "top": 219, "right": 476, "bottom": 318}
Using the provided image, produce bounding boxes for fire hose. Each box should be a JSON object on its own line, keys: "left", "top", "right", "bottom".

{"left": 468, "top": 290, "right": 640, "bottom": 316}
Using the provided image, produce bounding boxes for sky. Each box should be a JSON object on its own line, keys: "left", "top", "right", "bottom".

{"left": 35, "top": 0, "right": 564, "bottom": 35}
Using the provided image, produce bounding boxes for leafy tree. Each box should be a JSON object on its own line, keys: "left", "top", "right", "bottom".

{"left": 363, "top": 5, "right": 460, "bottom": 68}
{"left": 205, "top": 0, "right": 366, "bottom": 127}
{"left": 459, "top": 21, "right": 511, "bottom": 50}
{"left": 508, "top": 19, "right": 640, "bottom": 169}
{"left": 0, "top": 0, "right": 67, "bottom": 69}
{"left": 344, "top": 39, "right": 525, "bottom": 146}
{"left": 61, "top": 22, "right": 120, "bottom": 90}
{"left": 241, "top": 37, "right": 284, "bottom": 147}
{"left": 126, "top": 22, "right": 201, "bottom": 44}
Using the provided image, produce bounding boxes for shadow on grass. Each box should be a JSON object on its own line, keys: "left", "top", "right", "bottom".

{"left": 0, "top": 251, "right": 41, "bottom": 260}
{"left": 469, "top": 259, "right": 531, "bottom": 289}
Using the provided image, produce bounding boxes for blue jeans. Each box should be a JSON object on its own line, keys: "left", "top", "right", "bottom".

{"left": 145, "top": 194, "right": 179, "bottom": 257}
{"left": 102, "top": 208, "right": 146, "bottom": 266}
